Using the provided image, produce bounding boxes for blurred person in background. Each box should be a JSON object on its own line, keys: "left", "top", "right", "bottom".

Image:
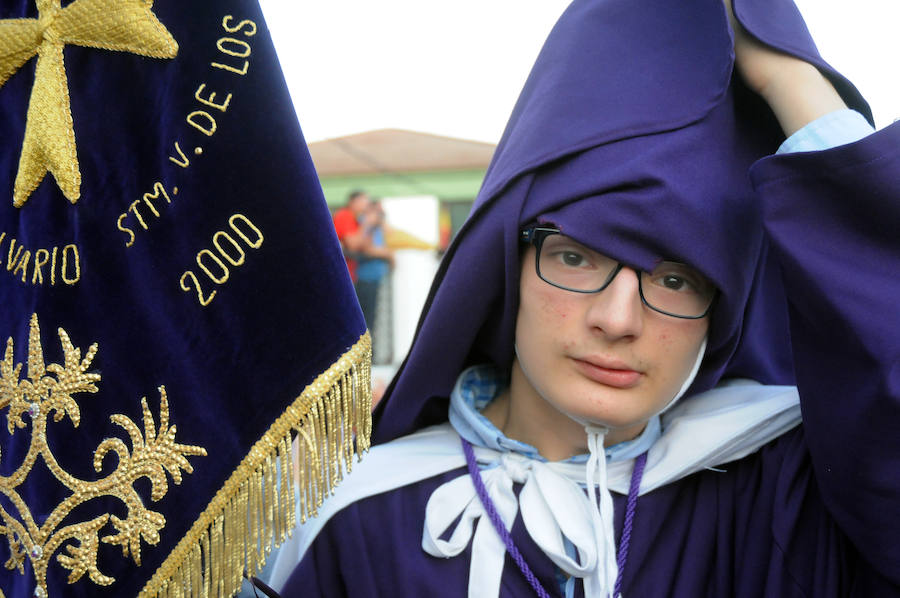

{"left": 332, "top": 190, "right": 393, "bottom": 324}
{"left": 332, "top": 189, "right": 372, "bottom": 282}
{"left": 355, "top": 199, "right": 394, "bottom": 345}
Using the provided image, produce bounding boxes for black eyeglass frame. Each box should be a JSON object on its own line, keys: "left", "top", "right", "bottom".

{"left": 521, "top": 226, "right": 716, "bottom": 320}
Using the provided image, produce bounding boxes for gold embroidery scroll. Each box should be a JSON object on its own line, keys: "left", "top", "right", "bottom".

{"left": 0, "top": 314, "right": 207, "bottom": 597}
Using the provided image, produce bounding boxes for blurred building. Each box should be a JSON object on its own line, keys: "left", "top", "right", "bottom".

{"left": 308, "top": 128, "right": 495, "bottom": 249}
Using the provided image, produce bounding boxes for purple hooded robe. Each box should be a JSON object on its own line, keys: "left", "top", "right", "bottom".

{"left": 278, "top": 0, "right": 900, "bottom": 595}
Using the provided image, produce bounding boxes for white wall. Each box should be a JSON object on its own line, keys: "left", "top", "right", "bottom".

{"left": 382, "top": 196, "right": 440, "bottom": 366}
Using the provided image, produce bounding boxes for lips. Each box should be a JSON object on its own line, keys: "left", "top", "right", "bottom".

{"left": 571, "top": 357, "right": 642, "bottom": 388}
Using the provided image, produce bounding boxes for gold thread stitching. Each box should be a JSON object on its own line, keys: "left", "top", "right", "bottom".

{"left": 138, "top": 332, "right": 372, "bottom": 597}
{"left": 0, "top": 314, "right": 207, "bottom": 597}
{"left": 0, "top": 0, "right": 178, "bottom": 207}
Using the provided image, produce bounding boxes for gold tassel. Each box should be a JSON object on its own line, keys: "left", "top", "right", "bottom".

{"left": 139, "top": 332, "right": 371, "bottom": 597}
{"left": 314, "top": 394, "right": 326, "bottom": 503}
{"left": 269, "top": 454, "right": 278, "bottom": 543}
{"left": 276, "top": 437, "right": 289, "bottom": 543}
{"left": 209, "top": 517, "right": 221, "bottom": 597}
{"left": 285, "top": 435, "right": 297, "bottom": 534}
{"left": 340, "top": 371, "right": 352, "bottom": 475}
{"left": 201, "top": 528, "right": 210, "bottom": 598}
{"left": 179, "top": 559, "right": 188, "bottom": 598}
{"left": 191, "top": 544, "right": 200, "bottom": 596}
{"left": 263, "top": 454, "right": 274, "bottom": 558}
{"left": 248, "top": 468, "right": 259, "bottom": 577}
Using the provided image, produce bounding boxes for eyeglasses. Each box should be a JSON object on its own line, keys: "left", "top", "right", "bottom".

{"left": 521, "top": 227, "right": 716, "bottom": 319}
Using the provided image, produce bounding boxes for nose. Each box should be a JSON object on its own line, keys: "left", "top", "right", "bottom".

{"left": 584, "top": 266, "right": 644, "bottom": 339}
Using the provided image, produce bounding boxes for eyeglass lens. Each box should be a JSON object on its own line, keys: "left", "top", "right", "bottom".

{"left": 536, "top": 232, "right": 715, "bottom": 318}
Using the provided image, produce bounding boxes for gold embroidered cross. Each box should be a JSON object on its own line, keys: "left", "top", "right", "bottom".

{"left": 0, "top": 0, "right": 178, "bottom": 208}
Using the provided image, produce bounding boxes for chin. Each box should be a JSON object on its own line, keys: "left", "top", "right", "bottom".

{"left": 554, "top": 398, "right": 652, "bottom": 433}
{"left": 552, "top": 383, "right": 663, "bottom": 433}
{"left": 584, "top": 412, "right": 649, "bottom": 432}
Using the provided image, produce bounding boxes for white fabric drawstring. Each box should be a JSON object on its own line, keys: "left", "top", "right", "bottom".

{"left": 424, "top": 453, "right": 601, "bottom": 598}
{"left": 423, "top": 428, "right": 619, "bottom": 598}
{"left": 584, "top": 425, "right": 618, "bottom": 598}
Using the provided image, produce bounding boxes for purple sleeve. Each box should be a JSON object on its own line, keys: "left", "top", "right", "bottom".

{"left": 750, "top": 122, "right": 900, "bottom": 584}
{"left": 280, "top": 537, "right": 344, "bottom": 597}
{"left": 279, "top": 503, "right": 385, "bottom": 597}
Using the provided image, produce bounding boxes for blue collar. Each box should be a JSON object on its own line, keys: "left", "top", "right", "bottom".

{"left": 448, "top": 364, "right": 659, "bottom": 464}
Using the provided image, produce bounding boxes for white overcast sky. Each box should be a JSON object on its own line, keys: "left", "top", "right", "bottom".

{"left": 258, "top": 1, "right": 900, "bottom": 143}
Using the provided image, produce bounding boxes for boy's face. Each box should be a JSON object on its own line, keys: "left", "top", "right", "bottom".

{"left": 513, "top": 245, "right": 708, "bottom": 442}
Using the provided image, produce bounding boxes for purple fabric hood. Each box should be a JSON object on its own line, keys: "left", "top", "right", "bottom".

{"left": 373, "top": 0, "right": 871, "bottom": 444}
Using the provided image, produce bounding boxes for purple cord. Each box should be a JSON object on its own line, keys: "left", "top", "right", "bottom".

{"left": 461, "top": 438, "right": 648, "bottom": 598}
{"left": 614, "top": 451, "right": 647, "bottom": 597}
{"left": 462, "top": 438, "right": 553, "bottom": 598}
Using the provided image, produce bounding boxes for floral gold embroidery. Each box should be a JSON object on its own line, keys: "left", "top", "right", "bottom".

{"left": 0, "top": 0, "right": 178, "bottom": 208}
{"left": 0, "top": 314, "right": 207, "bottom": 597}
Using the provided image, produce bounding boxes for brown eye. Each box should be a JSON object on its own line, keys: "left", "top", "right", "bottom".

{"left": 661, "top": 274, "right": 687, "bottom": 291}
{"left": 561, "top": 251, "right": 586, "bottom": 267}
{"left": 648, "top": 262, "right": 709, "bottom": 296}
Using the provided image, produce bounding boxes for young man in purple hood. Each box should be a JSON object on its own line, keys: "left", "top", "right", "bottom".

{"left": 267, "top": 1, "right": 900, "bottom": 595}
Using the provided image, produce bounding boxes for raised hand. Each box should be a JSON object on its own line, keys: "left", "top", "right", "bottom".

{"left": 723, "top": 0, "right": 847, "bottom": 136}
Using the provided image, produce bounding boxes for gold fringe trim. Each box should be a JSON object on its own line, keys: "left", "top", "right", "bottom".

{"left": 138, "top": 332, "right": 372, "bottom": 597}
